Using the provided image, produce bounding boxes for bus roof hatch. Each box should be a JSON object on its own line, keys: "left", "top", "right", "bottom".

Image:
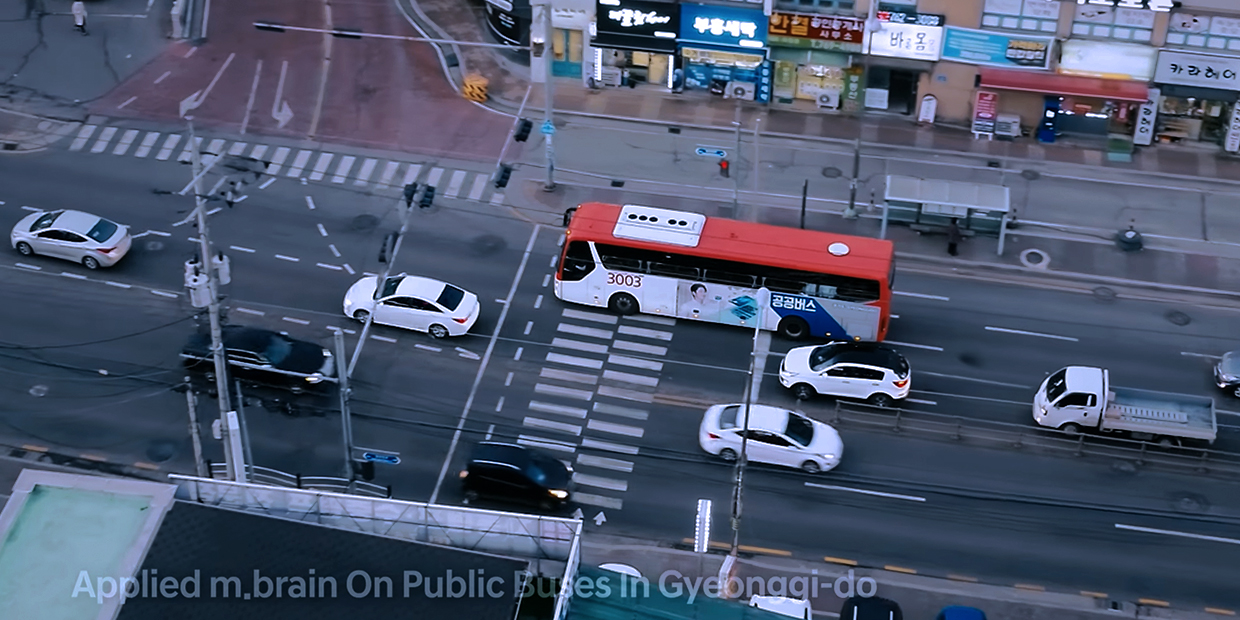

{"left": 612, "top": 205, "right": 705, "bottom": 247}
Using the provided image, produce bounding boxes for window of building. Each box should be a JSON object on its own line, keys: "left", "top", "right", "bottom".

{"left": 1166, "top": 13, "right": 1240, "bottom": 53}
{"left": 980, "top": 0, "right": 1058, "bottom": 34}
{"left": 1071, "top": 4, "right": 1153, "bottom": 42}
{"left": 775, "top": 0, "right": 854, "bottom": 10}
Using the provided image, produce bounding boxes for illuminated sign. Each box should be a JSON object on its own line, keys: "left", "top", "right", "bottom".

{"left": 679, "top": 3, "right": 768, "bottom": 49}
{"left": 1075, "top": 0, "right": 1175, "bottom": 12}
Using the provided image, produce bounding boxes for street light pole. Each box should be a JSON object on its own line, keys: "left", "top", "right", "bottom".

{"left": 844, "top": 137, "right": 861, "bottom": 219}
{"left": 729, "top": 287, "right": 770, "bottom": 556}
{"left": 732, "top": 121, "right": 742, "bottom": 213}
{"left": 347, "top": 199, "right": 412, "bottom": 378}
{"left": 334, "top": 329, "right": 355, "bottom": 481}
{"left": 540, "top": 3, "right": 556, "bottom": 192}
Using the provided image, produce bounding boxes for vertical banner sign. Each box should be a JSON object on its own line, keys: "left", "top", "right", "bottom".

{"left": 1133, "top": 87, "right": 1159, "bottom": 147}
{"left": 1226, "top": 102, "right": 1240, "bottom": 153}
{"left": 972, "top": 91, "right": 998, "bottom": 137}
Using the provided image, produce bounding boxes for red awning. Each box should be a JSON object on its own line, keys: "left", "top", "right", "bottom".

{"left": 978, "top": 68, "right": 1149, "bottom": 102}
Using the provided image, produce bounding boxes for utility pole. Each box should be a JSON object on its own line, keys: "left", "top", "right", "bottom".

{"left": 334, "top": 329, "right": 355, "bottom": 481}
{"left": 347, "top": 198, "right": 413, "bottom": 378}
{"left": 184, "top": 380, "right": 207, "bottom": 478}
{"left": 800, "top": 180, "right": 808, "bottom": 230}
{"left": 538, "top": 2, "right": 556, "bottom": 192}
{"left": 729, "top": 287, "right": 770, "bottom": 555}
{"left": 843, "top": 137, "right": 861, "bottom": 219}
{"left": 752, "top": 116, "right": 762, "bottom": 193}
{"left": 732, "top": 121, "right": 742, "bottom": 212}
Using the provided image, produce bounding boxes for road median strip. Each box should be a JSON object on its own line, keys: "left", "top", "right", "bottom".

{"left": 1206, "top": 608, "right": 1236, "bottom": 616}
{"left": 883, "top": 565, "right": 916, "bottom": 574}
{"left": 1014, "top": 584, "right": 1045, "bottom": 592}
{"left": 823, "top": 557, "right": 857, "bottom": 566}
{"left": 1138, "top": 599, "right": 1170, "bottom": 607}
{"left": 1080, "top": 591, "right": 1108, "bottom": 598}
{"left": 947, "top": 575, "right": 978, "bottom": 583}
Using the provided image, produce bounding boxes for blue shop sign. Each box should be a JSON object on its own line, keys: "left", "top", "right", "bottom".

{"left": 679, "top": 3, "right": 768, "bottom": 50}
{"left": 941, "top": 26, "right": 1053, "bottom": 70}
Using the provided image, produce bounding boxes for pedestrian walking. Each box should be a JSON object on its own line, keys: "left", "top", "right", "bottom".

{"left": 947, "top": 218, "right": 962, "bottom": 256}
{"left": 72, "top": 1, "right": 88, "bottom": 35}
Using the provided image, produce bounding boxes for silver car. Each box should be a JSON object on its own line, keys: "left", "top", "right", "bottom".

{"left": 10, "top": 209, "right": 132, "bottom": 269}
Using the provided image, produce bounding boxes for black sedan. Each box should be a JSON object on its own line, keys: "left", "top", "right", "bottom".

{"left": 181, "top": 326, "right": 337, "bottom": 392}
{"left": 459, "top": 442, "right": 573, "bottom": 511}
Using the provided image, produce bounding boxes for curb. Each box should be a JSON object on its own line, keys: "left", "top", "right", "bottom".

{"left": 7, "top": 444, "right": 167, "bottom": 481}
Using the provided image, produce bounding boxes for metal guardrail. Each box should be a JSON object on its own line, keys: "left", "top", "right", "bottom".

{"left": 206, "top": 462, "right": 391, "bottom": 498}
{"left": 814, "top": 401, "right": 1240, "bottom": 478}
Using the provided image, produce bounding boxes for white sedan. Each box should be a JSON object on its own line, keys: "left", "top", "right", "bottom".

{"left": 342, "top": 273, "right": 480, "bottom": 339}
{"left": 11, "top": 209, "right": 132, "bottom": 269}
{"left": 698, "top": 404, "right": 842, "bottom": 473}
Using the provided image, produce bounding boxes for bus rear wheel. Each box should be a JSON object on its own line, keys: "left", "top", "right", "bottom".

{"left": 778, "top": 317, "right": 809, "bottom": 340}
{"left": 608, "top": 293, "right": 639, "bottom": 316}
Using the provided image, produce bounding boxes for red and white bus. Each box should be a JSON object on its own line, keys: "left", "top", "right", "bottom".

{"left": 554, "top": 203, "right": 895, "bottom": 341}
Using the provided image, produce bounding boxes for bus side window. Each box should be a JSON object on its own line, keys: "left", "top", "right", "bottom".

{"left": 704, "top": 270, "right": 755, "bottom": 287}
{"left": 763, "top": 278, "right": 802, "bottom": 294}
{"left": 560, "top": 241, "right": 597, "bottom": 282}
{"left": 596, "top": 243, "right": 645, "bottom": 273}
{"left": 802, "top": 283, "right": 838, "bottom": 299}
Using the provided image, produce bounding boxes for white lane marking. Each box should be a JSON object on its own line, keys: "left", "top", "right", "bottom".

{"left": 524, "top": 321, "right": 533, "bottom": 336}
{"left": 147, "top": 230, "right": 170, "bottom": 237}
{"left": 1182, "top": 352, "right": 1222, "bottom": 360}
{"left": 116, "top": 96, "right": 138, "bottom": 110}
{"left": 309, "top": 153, "right": 334, "bottom": 181}
{"left": 467, "top": 174, "right": 488, "bottom": 201}
{"left": 893, "top": 291, "right": 950, "bottom": 301}
{"left": 343, "top": 264, "right": 355, "bottom": 275}
{"left": 534, "top": 294, "right": 543, "bottom": 309}
{"left": 596, "top": 385, "right": 654, "bottom": 403}
{"left": 275, "top": 254, "right": 300, "bottom": 262}
{"left": 805, "top": 482, "right": 926, "bottom": 502}
{"left": 505, "top": 372, "right": 514, "bottom": 386}
{"left": 581, "top": 437, "right": 639, "bottom": 455}
{"left": 154, "top": 70, "right": 171, "bottom": 83}
{"left": 552, "top": 338, "right": 608, "bottom": 355}
{"left": 573, "top": 472, "right": 628, "bottom": 492}
{"left": 587, "top": 419, "right": 644, "bottom": 438}
{"left": 206, "top": 207, "right": 223, "bottom": 216}
{"left": 518, "top": 435, "right": 577, "bottom": 454}
{"left": 329, "top": 244, "right": 340, "bottom": 257}
{"left": 377, "top": 161, "right": 400, "bottom": 188}
{"left": 286, "top": 150, "right": 313, "bottom": 177}
{"left": 111, "top": 129, "right": 139, "bottom": 155}
{"left": 563, "top": 308, "right": 618, "bottom": 324}
{"left": 59, "top": 271, "right": 87, "bottom": 280}
{"left": 626, "top": 313, "right": 676, "bottom": 326}
{"left": 557, "top": 322, "right": 613, "bottom": 340}
{"left": 184, "top": 46, "right": 197, "bottom": 58}
{"left": 1115, "top": 523, "right": 1240, "bottom": 546}
{"left": 602, "top": 369, "right": 659, "bottom": 388}
{"left": 69, "top": 124, "right": 97, "bottom": 151}
{"left": 485, "top": 424, "right": 495, "bottom": 439}
{"left": 496, "top": 298, "right": 508, "bottom": 305}
{"left": 916, "top": 370, "right": 1029, "bottom": 389}
{"left": 151, "top": 290, "right": 178, "bottom": 298}
{"left": 402, "top": 163, "right": 423, "bottom": 186}
{"left": 353, "top": 158, "right": 379, "bottom": 186}
{"left": 490, "top": 192, "right": 505, "bottom": 206}
{"left": 305, "top": 196, "right": 316, "bottom": 210}
{"left": 133, "top": 132, "right": 160, "bottom": 158}
{"left": 515, "top": 347, "right": 523, "bottom": 361}
{"left": 259, "top": 177, "right": 277, "bottom": 189}
{"left": 577, "top": 453, "right": 634, "bottom": 473}
{"left": 906, "top": 398, "right": 938, "bottom": 405}
{"left": 546, "top": 352, "right": 605, "bottom": 370}
{"left": 330, "top": 155, "right": 355, "bottom": 183}
{"left": 236, "top": 308, "right": 265, "bottom": 316}
{"left": 984, "top": 326, "right": 1079, "bottom": 342}
{"left": 317, "top": 223, "right": 328, "bottom": 237}
{"left": 317, "top": 263, "right": 343, "bottom": 271}
{"left": 542, "top": 274, "right": 551, "bottom": 288}
{"left": 20, "top": 206, "right": 40, "bottom": 212}
{"left": 282, "top": 317, "right": 310, "bottom": 325}
{"left": 593, "top": 402, "right": 649, "bottom": 421}
{"left": 886, "top": 340, "right": 945, "bottom": 352}
{"left": 104, "top": 281, "right": 131, "bottom": 289}
{"left": 540, "top": 367, "right": 599, "bottom": 385}
{"left": 415, "top": 344, "right": 442, "bottom": 352}
{"left": 534, "top": 382, "right": 594, "bottom": 401}
{"left": 529, "top": 401, "right": 589, "bottom": 419}
{"left": 154, "top": 134, "right": 181, "bottom": 160}
{"left": 370, "top": 335, "right": 397, "bottom": 343}
{"left": 549, "top": 255, "right": 557, "bottom": 268}
{"left": 230, "top": 245, "right": 256, "bottom": 253}
{"left": 458, "top": 349, "right": 481, "bottom": 360}
{"left": 444, "top": 170, "right": 467, "bottom": 198}
{"left": 612, "top": 340, "right": 668, "bottom": 356}
{"left": 495, "top": 397, "right": 505, "bottom": 412}
{"left": 606, "top": 354, "right": 663, "bottom": 372}
{"left": 523, "top": 416, "right": 582, "bottom": 436}
{"left": 574, "top": 493, "right": 624, "bottom": 510}
{"left": 617, "top": 325, "right": 674, "bottom": 341}
{"left": 426, "top": 167, "right": 444, "bottom": 187}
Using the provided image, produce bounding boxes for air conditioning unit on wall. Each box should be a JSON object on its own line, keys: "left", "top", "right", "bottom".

{"left": 727, "top": 81, "right": 756, "bottom": 101}
{"left": 817, "top": 90, "right": 841, "bottom": 110}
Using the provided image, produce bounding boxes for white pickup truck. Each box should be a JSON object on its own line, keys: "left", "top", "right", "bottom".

{"left": 1033, "top": 366, "right": 1216, "bottom": 446}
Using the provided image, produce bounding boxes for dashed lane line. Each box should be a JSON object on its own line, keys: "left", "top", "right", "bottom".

{"left": 886, "top": 340, "right": 944, "bottom": 352}
{"left": 151, "top": 290, "right": 178, "bottom": 298}
{"left": 893, "top": 291, "right": 950, "bottom": 301}
{"left": 59, "top": 272, "right": 87, "bottom": 280}
{"left": 16, "top": 263, "right": 40, "bottom": 270}
{"left": 805, "top": 482, "right": 926, "bottom": 502}
{"left": 104, "top": 281, "right": 131, "bottom": 289}
{"left": 458, "top": 349, "right": 481, "bottom": 360}
{"left": 230, "top": 245, "right": 256, "bottom": 253}
{"left": 317, "top": 263, "right": 343, "bottom": 271}
{"left": 581, "top": 437, "right": 639, "bottom": 455}
{"left": 275, "top": 254, "right": 300, "bottom": 262}
{"left": 370, "top": 335, "right": 397, "bottom": 343}
{"left": 20, "top": 206, "right": 40, "bottom": 212}
{"left": 416, "top": 344, "right": 441, "bottom": 352}
{"left": 329, "top": 244, "right": 341, "bottom": 257}
{"left": 236, "top": 308, "right": 265, "bottom": 316}
{"left": 282, "top": 317, "right": 310, "bottom": 325}
{"left": 343, "top": 264, "right": 355, "bottom": 275}
{"left": 305, "top": 196, "right": 316, "bottom": 210}
{"left": 984, "top": 326, "right": 1079, "bottom": 342}
{"left": 317, "top": 223, "right": 328, "bottom": 237}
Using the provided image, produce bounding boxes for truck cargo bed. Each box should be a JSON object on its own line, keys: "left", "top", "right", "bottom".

{"left": 1105, "top": 387, "right": 1217, "bottom": 441}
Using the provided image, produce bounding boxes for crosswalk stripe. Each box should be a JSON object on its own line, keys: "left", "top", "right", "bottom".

{"left": 572, "top": 472, "right": 628, "bottom": 492}
{"left": 529, "top": 401, "right": 589, "bottom": 419}
{"left": 426, "top": 167, "right": 444, "bottom": 188}
{"left": 111, "top": 129, "right": 139, "bottom": 155}
{"left": 587, "top": 419, "right": 644, "bottom": 438}
{"left": 557, "top": 322, "right": 613, "bottom": 340}
{"left": 353, "top": 158, "right": 379, "bottom": 186}
{"left": 377, "top": 161, "right": 400, "bottom": 188}
{"left": 534, "top": 382, "right": 594, "bottom": 401}
{"left": 612, "top": 340, "right": 668, "bottom": 356}
{"left": 490, "top": 192, "right": 505, "bottom": 206}
{"left": 607, "top": 354, "right": 663, "bottom": 372}
{"left": 227, "top": 142, "right": 248, "bottom": 156}
{"left": 155, "top": 134, "right": 182, "bottom": 160}
{"left": 467, "top": 174, "right": 488, "bottom": 201}
{"left": 444, "top": 170, "right": 467, "bottom": 197}
{"left": 89, "top": 127, "right": 118, "bottom": 153}
{"left": 617, "top": 325, "right": 674, "bottom": 341}
{"left": 177, "top": 136, "right": 202, "bottom": 162}
{"left": 597, "top": 385, "right": 654, "bottom": 403}
{"left": 576, "top": 453, "right": 634, "bottom": 473}
{"left": 518, "top": 435, "right": 577, "bottom": 454}
{"left": 330, "top": 155, "right": 354, "bottom": 183}
{"left": 581, "top": 437, "right": 639, "bottom": 455}
{"left": 266, "top": 146, "right": 290, "bottom": 176}
{"left": 562, "top": 308, "right": 618, "bottom": 324}
{"left": 206, "top": 138, "right": 226, "bottom": 155}
{"left": 250, "top": 144, "right": 269, "bottom": 161}
{"left": 69, "top": 124, "right": 97, "bottom": 151}
{"left": 523, "top": 416, "right": 582, "bottom": 436}
{"left": 287, "top": 149, "right": 313, "bottom": 177}
{"left": 551, "top": 337, "right": 608, "bottom": 355}
{"left": 592, "top": 402, "right": 649, "bottom": 421}
{"left": 546, "top": 352, "right": 604, "bottom": 370}
{"left": 602, "top": 369, "right": 659, "bottom": 388}
{"left": 402, "top": 163, "right": 422, "bottom": 186}
{"left": 626, "top": 314, "right": 677, "bottom": 326}
{"left": 133, "top": 131, "right": 160, "bottom": 158}
{"left": 573, "top": 493, "right": 624, "bottom": 510}
{"left": 308, "top": 153, "right": 333, "bottom": 181}
{"left": 540, "top": 367, "right": 599, "bottom": 386}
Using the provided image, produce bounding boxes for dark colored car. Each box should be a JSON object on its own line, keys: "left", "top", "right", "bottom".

{"left": 181, "top": 326, "right": 336, "bottom": 392}
{"left": 935, "top": 606, "right": 986, "bottom": 620}
{"left": 1215, "top": 350, "right": 1240, "bottom": 397}
{"left": 839, "top": 596, "right": 903, "bottom": 620}
{"left": 459, "top": 442, "right": 573, "bottom": 511}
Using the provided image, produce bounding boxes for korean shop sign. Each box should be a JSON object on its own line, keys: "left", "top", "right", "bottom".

{"left": 679, "top": 3, "right": 768, "bottom": 50}
{"left": 1155, "top": 50, "right": 1240, "bottom": 92}
{"left": 596, "top": 0, "right": 679, "bottom": 40}
{"left": 1133, "top": 87, "right": 1158, "bottom": 147}
{"left": 1074, "top": 0, "right": 1174, "bottom": 12}
{"left": 941, "top": 27, "right": 1053, "bottom": 70}
{"left": 876, "top": 10, "right": 943, "bottom": 27}
{"left": 769, "top": 12, "right": 864, "bottom": 53}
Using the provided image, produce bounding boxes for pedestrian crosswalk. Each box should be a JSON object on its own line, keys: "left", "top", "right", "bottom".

{"left": 515, "top": 306, "right": 678, "bottom": 512}
{"left": 65, "top": 124, "right": 507, "bottom": 206}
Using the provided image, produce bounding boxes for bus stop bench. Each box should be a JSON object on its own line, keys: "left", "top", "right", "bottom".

{"left": 909, "top": 224, "right": 977, "bottom": 237}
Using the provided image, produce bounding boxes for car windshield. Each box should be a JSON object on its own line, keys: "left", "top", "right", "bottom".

{"left": 808, "top": 345, "right": 838, "bottom": 372}
{"left": 717, "top": 405, "right": 741, "bottom": 429}
{"left": 1045, "top": 368, "right": 1068, "bottom": 404}
{"left": 30, "top": 211, "right": 62, "bottom": 232}
{"left": 263, "top": 334, "right": 294, "bottom": 365}
{"left": 85, "top": 218, "right": 119, "bottom": 243}
{"left": 380, "top": 276, "right": 405, "bottom": 298}
{"left": 436, "top": 284, "right": 465, "bottom": 311}
{"left": 1222, "top": 351, "right": 1240, "bottom": 376}
{"left": 784, "top": 413, "right": 814, "bottom": 447}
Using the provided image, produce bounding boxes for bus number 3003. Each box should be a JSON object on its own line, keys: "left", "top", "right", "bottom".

{"left": 607, "top": 273, "right": 643, "bottom": 287}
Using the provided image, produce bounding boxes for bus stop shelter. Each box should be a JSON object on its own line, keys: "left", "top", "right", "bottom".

{"left": 881, "top": 175, "right": 1012, "bottom": 255}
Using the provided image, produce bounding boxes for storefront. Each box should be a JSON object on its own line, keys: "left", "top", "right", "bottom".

{"left": 1150, "top": 49, "right": 1240, "bottom": 145}
{"left": 552, "top": 0, "right": 592, "bottom": 80}
{"left": 863, "top": 10, "right": 943, "bottom": 115}
{"left": 976, "top": 67, "right": 1149, "bottom": 141}
{"left": 767, "top": 12, "right": 863, "bottom": 110}
{"left": 485, "top": 0, "right": 530, "bottom": 47}
{"left": 589, "top": 0, "right": 678, "bottom": 89}
{"left": 1049, "top": 39, "right": 1157, "bottom": 136}
{"left": 677, "top": 2, "right": 772, "bottom": 103}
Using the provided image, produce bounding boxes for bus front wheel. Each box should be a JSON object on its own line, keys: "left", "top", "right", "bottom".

{"left": 778, "top": 317, "right": 809, "bottom": 340}
{"left": 608, "top": 293, "right": 639, "bottom": 316}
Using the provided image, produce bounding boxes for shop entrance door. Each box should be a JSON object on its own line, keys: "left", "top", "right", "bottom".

{"left": 889, "top": 70, "right": 918, "bottom": 115}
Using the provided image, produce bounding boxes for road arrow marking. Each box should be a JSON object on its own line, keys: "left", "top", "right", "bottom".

{"left": 571, "top": 508, "right": 584, "bottom": 520}
{"left": 593, "top": 511, "right": 607, "bottom": 526}
{"left": 180, "top": 52, "right": 236, "bottom": 118}
{"left": 179, "top": 90, "right": 202, "bottom": 118}
{"left": 272, "top": 60, "right": 294, "bottom": 128}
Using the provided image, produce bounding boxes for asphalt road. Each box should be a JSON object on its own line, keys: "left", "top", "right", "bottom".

{"left": 4, "top": 148, "right": 1240, "bottom": 607}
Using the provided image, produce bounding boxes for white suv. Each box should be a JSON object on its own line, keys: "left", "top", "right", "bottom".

{"left": 779, "top": 342, "right": 910, "bottom": 407}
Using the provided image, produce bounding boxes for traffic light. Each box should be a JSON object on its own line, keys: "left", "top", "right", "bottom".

{"left": 377, "top": 232, "right": 397, "bottom": 263}
{"left": 402, "top": 182, "right": 418, "bottom": 208}
{"left": 419, "top": 186, "right": 435, "bottom": 209}
{"left": 494, "top": 164, "right": 512, "bottom": 189}
{"left": 718, "top": 159, "right": 730, "bottom": 178}
{"left": 514, "top": 119, "right": 533, "bottom": 142}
